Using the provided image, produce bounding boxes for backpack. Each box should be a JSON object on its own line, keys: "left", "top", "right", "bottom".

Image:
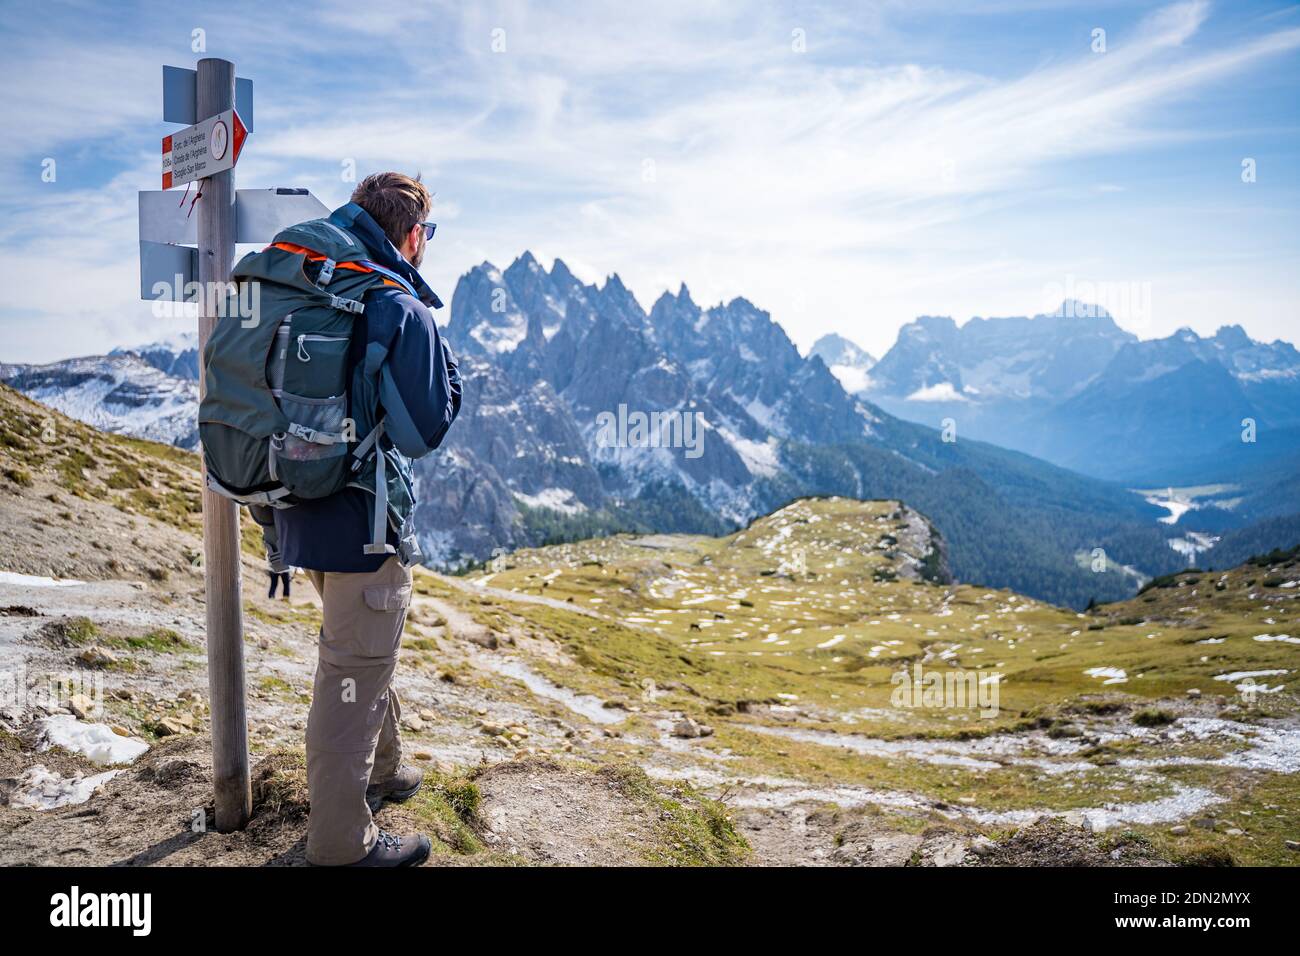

{"left": 198, "top": 216, "right": 421, "bottom": 562}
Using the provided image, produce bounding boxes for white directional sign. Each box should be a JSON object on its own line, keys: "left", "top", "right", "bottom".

{"left": 139, "top": 188, "right": 330, "bottom": 245}
{"left": 162, "top": 108, "right": 248, "bottom": 189}
{"left": 138, "top": 188, "right": 331, "bottom": 300}
{"left": 139, "top": 241, "right": 200, "bottom": 303}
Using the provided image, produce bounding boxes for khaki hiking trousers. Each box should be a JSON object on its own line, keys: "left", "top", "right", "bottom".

{"left": 304, "top": 556, "right": 412, "bottom": 865}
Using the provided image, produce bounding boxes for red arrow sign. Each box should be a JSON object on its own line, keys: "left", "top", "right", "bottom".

{"left": 231, "top": 108, "right": 247, "bottom": 167}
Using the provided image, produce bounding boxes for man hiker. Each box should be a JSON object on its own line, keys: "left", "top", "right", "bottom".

{"left": 273, "top": 173, "right": 462, "bottom": 866}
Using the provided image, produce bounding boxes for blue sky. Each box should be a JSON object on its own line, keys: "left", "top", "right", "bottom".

{"left": 1, "top": 0, "right": 1297, "bottom": 363}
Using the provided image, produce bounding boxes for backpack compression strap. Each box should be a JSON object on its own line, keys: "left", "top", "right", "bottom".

{"left": 206, "top": 473, "right": 293, "bottom": 508}
{"left": 358, "top": 421, "right": 396, "bottom": 557}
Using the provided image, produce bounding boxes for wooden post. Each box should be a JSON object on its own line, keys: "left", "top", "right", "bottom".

{"left": 195, "top": 57, "right": 252, "bottom": 832}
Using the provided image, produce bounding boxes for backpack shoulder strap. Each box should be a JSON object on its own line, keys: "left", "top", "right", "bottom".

{"left": 357, "top": 260, "right": 419, "bottom": 298}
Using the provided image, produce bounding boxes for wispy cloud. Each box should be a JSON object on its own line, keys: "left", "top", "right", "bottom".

{"left": 1, "top": 0, "right": 1297, "bottom": 362}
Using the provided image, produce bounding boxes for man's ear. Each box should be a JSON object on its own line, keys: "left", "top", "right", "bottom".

{"left": 401, "top": 223, "right": 419, "bottom": 254}
{"left": 396, "top": 223, "right": 420, "bottom": 263}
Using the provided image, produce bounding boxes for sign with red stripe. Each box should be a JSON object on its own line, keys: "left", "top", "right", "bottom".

{"left": 161, "top": 108, "right": 247, "bottom": 189}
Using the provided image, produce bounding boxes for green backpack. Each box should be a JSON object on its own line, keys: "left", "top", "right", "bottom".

{"left": 198, "top": 217, "right": 420, "bottom": 564}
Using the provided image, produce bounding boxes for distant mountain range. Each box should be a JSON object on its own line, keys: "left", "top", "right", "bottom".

{"left": 4, "top": 258, "right": 1298, "bottom": 609}
{"left": 840, "top": 305, "right": 1300, "bottom": 485}
{"left": 0, "top": 353, "right": 199, "bottom": 449}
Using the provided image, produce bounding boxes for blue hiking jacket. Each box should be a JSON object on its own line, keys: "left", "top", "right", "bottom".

{"left": 274, "top": 203, "right": 462, "bottom": 572}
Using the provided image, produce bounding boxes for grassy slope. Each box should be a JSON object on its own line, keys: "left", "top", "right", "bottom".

{"left": 6, "top": 385, "right": 1296, "bottom": 863}
{"left": 450, "top": 496, "right": 1300, "bottom": 864}
{"left": 461, "top": 497, "right": 1297, "bottom": 734}
{"left": 0, "top": 383, "right": 265, "bottom": 568}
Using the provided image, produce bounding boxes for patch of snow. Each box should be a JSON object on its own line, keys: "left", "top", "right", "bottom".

{"left": 1145, "top": 491, "right": 1193, "bottom": 525}
{"left": 0, "top": 572, "right": 85, "bottom": 588}
{"left": 36, "top": 716, "right": 149, "bottom": 766}
{"left": 1213, "top": 669, "right": 1288, "bottom": 682}
{"left": 718, "top": 429, "right": 780, "bottom": 478}
{"left": 744, "top": 397, "right": 779, "bottom": 432}
{"left": 5, "top": 764, "right": 121, "bottom": 810}
{"left": 1167, "top": 531, "right": 1218, "bottom": 559}
{"left": 747, "top": 725, "right": 1004, "bottom": 771}
{"left": 1212, "top": 669, "right": 1289, "bottom": 694}
{"left": 512, "top": 487, "right": 587, "bottom": 515}
{"left": 1076, "top": 786, "right": 1226, "bottom": 832}
{"left": 1084, "top": 666, "right": 1128, "bottom": 685}
{"left": 469, "top": 314, "right": 528, "bottom": 353}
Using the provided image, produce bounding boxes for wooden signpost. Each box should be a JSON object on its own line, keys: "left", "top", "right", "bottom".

{"left": 192, "top": 58, "right": 251, "bottom": 834}
{"left": 142, "top": 58, "right": 332, "bottom": 832}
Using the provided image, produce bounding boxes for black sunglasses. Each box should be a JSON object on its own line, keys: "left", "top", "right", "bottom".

{"left": 418, "top": 221, "right": 437, "bottom": 241}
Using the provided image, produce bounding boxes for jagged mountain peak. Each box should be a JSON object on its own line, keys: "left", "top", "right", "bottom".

{"left": 870, "top": 304, "right": 1139, "bottom": 404}
{"left": 671, "top": 282, "right": 696, "bottom": 308}
{"left": 508, "top": 249, "right": 542, "bottom": 271}
{"left": 550, "top": 256, "right": 576, "bottom": 284}
{"left": 717, "top": 294, "right": 759, "bottom": 313}
{"left": 1049, "top": 298, "right": 1114, "bottom": 321}
{"left": 907, "top": 315, "right": 959, "bottom": 338}
{"left": 1214, "top": 323, "right": 1252, "bottom": 348}
{"left": 111, "top": 331, "right": 200, "bottom": 381}
{"left": 810, "top": 332, "right": 875, "bottom": 368}
{"left": 596, "top": 272, "right": 644, "bottom": 318}
{"left": 648, "top": 285, "right": 700, "bottom": 326}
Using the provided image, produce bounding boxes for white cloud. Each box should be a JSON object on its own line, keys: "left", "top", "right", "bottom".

{"left": 2, "top": 1, "right": 1299, "bottom": 362}
{"left": 905, "top": 382, "right": 969, "bottom": 403}
{"left": 828, "top": 365, "right": 873, "bottom": 395}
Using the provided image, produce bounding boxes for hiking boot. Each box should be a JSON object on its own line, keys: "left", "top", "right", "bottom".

{"left": 342, "top": 831, "right": 431, "bottom": 868}
{"left": 366, "top": 764, "right": 424, "bottom": 812}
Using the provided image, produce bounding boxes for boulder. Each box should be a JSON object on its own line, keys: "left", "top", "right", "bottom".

{"left": 76, "top": 646, "right": 118, "bottom": 668}
{"left": 672, "top": 717, "right": 701, "bottom": 739}
{"left": 67, "top": 694, "right": 98, "bottom": 720}
{"left": 155, "top": 717, "right": 188, "bottom": 737}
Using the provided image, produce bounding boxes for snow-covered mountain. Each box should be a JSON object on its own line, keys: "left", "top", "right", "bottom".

{"left": 8, "top": 253, "right": 1299, "bottom": 608}
{"left": 0, "top": 354, "right": 199, "bottom": 449}
{"left": 443, "top": 256, "right": 880, "bottom": 527}
{"left": 866, "top": 303, "right": 1136, "bottom": 405}
{"left": 1020, "top": 326, "right": 1300, "bottom": 481}
{"left": 860, "top": 309, "right": 1300, "bottom": 482}
{"left": 110, "top": 332, "right": 200, "bottom": 381}
{"left": 437, "top": 254, "right": 1195, "bottom": 608}
{"left": 809, "top": 333, "right": 876, "bottom": 393}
